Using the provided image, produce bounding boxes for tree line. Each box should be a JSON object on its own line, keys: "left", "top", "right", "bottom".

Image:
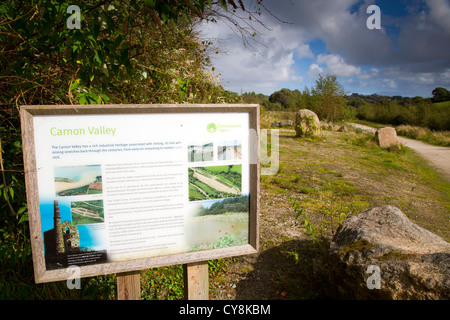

{"left": 241, "top": 76, "right": 450, "bottom": 131}
{"left": 196, "top": 196, "right": 249, "bottom": 216}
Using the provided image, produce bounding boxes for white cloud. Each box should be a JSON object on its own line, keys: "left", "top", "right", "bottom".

{"left": 199, "top": 0, "right": 450, "bottom": 96}
{"left": 426, "top": 0, "right": 450, "bottom": 34}
{"left": 307, "top": 63, "right": 324, "bottom": 79}
{"left": 440, "top": 69, "right": 450, "bottom": 82}
{"left": 316, "top": 54, "right": 361, "bottom": 77}
{"left": 296, "top": 44, "right": 314, "bottom": 59}
{"left": 383, "top": 79, "right": 397, "bottom": 89}
{"left": 199, "top": 13, "right": 309, "bottom": 93}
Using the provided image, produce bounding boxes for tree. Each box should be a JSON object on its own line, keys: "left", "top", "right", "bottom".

{"left": 311, "top": 74, "right": 351, "bottom": 122}
{"left": 269, "top": 89, "right": 292, "bottom": 109}
{"left": 0, "top": 0, "right": 264, "bottom": 112}
{"left": 431, "top": 87, "right": 450, "bottom": 103}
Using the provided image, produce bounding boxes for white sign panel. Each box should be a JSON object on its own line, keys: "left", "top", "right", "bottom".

{"left": 21, "top": 105, "right": 259, "bottom": 282}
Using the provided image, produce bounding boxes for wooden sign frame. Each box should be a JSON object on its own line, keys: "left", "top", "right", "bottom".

{"left": 20, "top": 104, "right": 259, "bottom": 284}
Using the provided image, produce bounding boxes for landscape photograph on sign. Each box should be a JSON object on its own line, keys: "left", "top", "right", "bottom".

{"left": 188, "top": 165, "right": 242, "bottom": 201}
{"left": 187, "top": 142, "right": 214, "bottom": 162}
{"left": 54, "top": 165, "right": 102, "bottom": 196}
{"left": 185, "top": 195, "right": 249, "bottom": 251}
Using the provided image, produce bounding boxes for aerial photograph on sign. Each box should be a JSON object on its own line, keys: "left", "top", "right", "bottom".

{"left": 188, "top": 165, "right": 241, "bottom": 201}
{"left": 71, "top": 200, "right": 104, "bottom": 225}
{"left": 54, "top": 165, "right": 103, "bottom": 196}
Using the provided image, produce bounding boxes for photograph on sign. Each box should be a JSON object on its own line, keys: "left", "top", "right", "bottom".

{"left": 21, "top": 105, "right": 259, "bottom": 282}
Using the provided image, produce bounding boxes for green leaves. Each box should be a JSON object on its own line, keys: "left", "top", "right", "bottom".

{"left": 217, "top": 0, "right": 228, "bottom": 11}
{"left": 1, "top": 0, "right": 255, "bottom": 111}
{"left": 177, "top": 77, "right": 191, "bottom": 100}
{"left": 75, "top": 86, "right": 110, "bottom": 105}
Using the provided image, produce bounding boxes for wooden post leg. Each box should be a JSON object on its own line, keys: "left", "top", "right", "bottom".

{"left": 117, "top": 270, "right": 141, "bottom": 300}
{"left": 184, "top": 261, "right": 209, "bottom": 300}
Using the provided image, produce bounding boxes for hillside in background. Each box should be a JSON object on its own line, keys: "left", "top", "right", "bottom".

{"left": 240, "top": 86, "right": 450, "bottom": 131}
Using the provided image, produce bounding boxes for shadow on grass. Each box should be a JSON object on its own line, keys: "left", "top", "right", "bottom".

{"left": 235, "top": 239, "right": 335, "bottom": 300}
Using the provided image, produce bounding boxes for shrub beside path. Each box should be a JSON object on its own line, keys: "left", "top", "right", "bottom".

{"left": 349, "top": 123, "right": 450, "bottom": 180}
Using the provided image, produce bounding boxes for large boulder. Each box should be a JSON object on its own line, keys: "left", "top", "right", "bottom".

{"left": 375, "top": 127, "right": 400, "bottom": 149}
{"left": 295, "top": 109, "right": 320, "bottom": 137}
{"left": 327, "top": 205, "right": 450, "bottom": 299}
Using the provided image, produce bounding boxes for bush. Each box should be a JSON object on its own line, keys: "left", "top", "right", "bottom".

{"left": 396, "top": 125, "right": 450, "bottom": 147}
{"left": 0, "top": 0, "right": 253, "bottom": 299}
{"left": 356, "top": 100, "right": 450, "bottom": 131}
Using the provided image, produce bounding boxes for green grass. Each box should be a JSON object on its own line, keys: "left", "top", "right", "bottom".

{"left": 352, "top": 119, "right": 450, "bottom": 147}
{"left": 11, "top": 114, "right": 448, "bottom": 300}
{"left": 139, "top": 258, "right": 237, "bottom": 300}
{"left": 200, "top": 166, "right": 242, "bottom": 188}
{"left": 189, "top": 184, "right": 205, "bottom": 200}
{"left": 204, "top": 165, "right": 242, "bottom": 174}
{"left": 188, "top": 175, "right": 238, "bottom": 201}
{"left": 396, "top": 125, "right": 450, "bottom": 147}
{"left": 434, "top": 101, "right": 450, "bottom": 108}
{"left": 57, "top": 185, "right": 102, "bottom": 196}
{"left": 262, "top": 125, "right": 449, "bottom": 242}
{"left": 189, "top": 179, "right": 217, "bottom": 200}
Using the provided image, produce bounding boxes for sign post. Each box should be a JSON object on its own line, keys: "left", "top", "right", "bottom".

{"left": 117, "top": 270, "right": 141, "bottom": 300}
{"left": 20, "top": 104, "right": 259, "bottom": 299}
{"left": 184, "top": 261, "right": 209, "bottom": 300}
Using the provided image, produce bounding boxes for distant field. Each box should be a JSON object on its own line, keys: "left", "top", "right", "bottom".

{"left": 434, "top": 101, "right": 450, "bottom": 108}
{"left": 202, "top": 165, "right": 241, "bottom": 174}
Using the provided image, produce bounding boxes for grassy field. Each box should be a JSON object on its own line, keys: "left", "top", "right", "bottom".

{"left": 260, "top": 127, "right": 449, "bottom": 241}
{"left": 200, "top": 165, "right": 242, "bottom": 188}
{"left": 203, "top": 165, "right": 242, "bottom": 174}
{"left": 352, "top": 119, "right": 450, "bottom": 146}
{"left": 434, "top": 101, "right": 450, "bottom": 108}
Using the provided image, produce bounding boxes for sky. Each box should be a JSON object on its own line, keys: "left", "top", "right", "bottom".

{"left": 199, "top": 0, "right": 450, "bottom": 97}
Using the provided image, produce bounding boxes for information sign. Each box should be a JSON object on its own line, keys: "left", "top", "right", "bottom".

{"left": 20, "top": 104, "right": 259, "bottom": 283}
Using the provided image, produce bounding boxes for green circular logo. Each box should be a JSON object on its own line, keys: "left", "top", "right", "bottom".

{"left": 207, "top": 123, "right": 217, "bottom": 134}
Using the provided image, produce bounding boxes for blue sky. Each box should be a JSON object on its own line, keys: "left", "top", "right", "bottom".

{"left": 200, "top": 0, "right": 450, "bottom": 97}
